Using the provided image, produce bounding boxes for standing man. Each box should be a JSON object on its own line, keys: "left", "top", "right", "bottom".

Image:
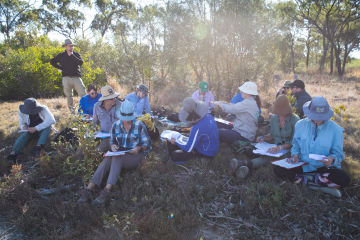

{"left": 50, "top": 39, "right": 86, "bottom": 113}
{"left": 289, "top": 80, "right": 312, "bottom": 118}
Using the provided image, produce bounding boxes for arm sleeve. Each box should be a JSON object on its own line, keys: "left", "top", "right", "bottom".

{"left": 329, "top": 128, "right": 345, "bottom": 167}
{"left": 144, "top": 96, "right": 152, "bottom": 115}
{"left": 18, "top": 111, "right": 27, "bottom": 129}
{"left": 175, "top": 125, "right": 201, "bottom": 152}
{"left": 50, "top": 54, "right": 62, "bottom": 70}
{"left": 291, "top": 122, "right": 301, "bottom": 156}
{"left": 92, "top": 104, "right": 99, "bottom": 128}
{"left": 71, "top": 52, "right": 83, "bottom": 66}
{"left": 78, "top": 96, "right": 86, "bottom": 115}
{"left": 218, "top": 101, "right": 247, "bottom": 115}
{"left": 109, "top": 122, "right": 117, "bottom": 146}
{"left": 208, "top": 92, "right": 215, "bottom": 109}
{"left": 35, "top": 107, "right": 55, "bottom": 131}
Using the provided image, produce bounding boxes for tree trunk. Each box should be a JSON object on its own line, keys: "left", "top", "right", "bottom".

{"left": 330, "top": 43, "right": 334, "bottom": 74}
{"left": 334, "top": 44, "right": 343, "bottom": 76}
{"left": 290, "top": 35, "right": 295, "bottom": 73}
{"left": 305, "top": 28, "right": 311, "bottom": 69}
{"left": 319, "top": 35, "right": 328, "bottom": 73}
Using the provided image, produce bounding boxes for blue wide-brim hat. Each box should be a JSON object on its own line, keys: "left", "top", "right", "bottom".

{"left": 303, "top": 96, "right": 333, "bottom": 121}
{"left": 19, "top": 98, "right": 43, "bottom": 115}
{"left": 118, "top": 100, "right": 136, "bottom": 121}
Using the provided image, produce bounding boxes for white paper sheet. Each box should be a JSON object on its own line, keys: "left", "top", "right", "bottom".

{"left": 104, "top": 150, "right": 131, "bottom": 157}
{"left": 309, "top": 154, "right": 327, "bottom": 161}
{"left": 94, "top": 132, "right": 111, "bottom": 139}
{"left": 271, "top": 158, "right": 305, "bottom": 169}
{"left": 214, "top": 118, "right": 233, "bottom": 126}
{"left": 18, "top": 129, "right": 29, "bottom": 133}
{"left": 253, "top": 142, "right": 289, "bottom": 157}
{"left": 160, "top": 130, "right": 189, "bottom": 145}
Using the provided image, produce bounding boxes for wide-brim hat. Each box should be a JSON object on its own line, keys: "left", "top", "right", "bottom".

{"left": 99, "top": 85, "right": 120, "bottom": 101}
{"left": 303, "top": 96, "right": 333, "bottom": 121}
{"left": 272, "top": 94, "right": 292, "bottom": 116}
{"left": 62, "top": 39, "right": 76, "bottom": 47}
{"left": 178, "top": 97, "right": 208, "bottom": 124}
{"left": 283, "top": 80, "right": 292, "bottom": 88}
{"left": 136, "top": 84, "right": 149, "bottom": 95}
{"left": 19, "top": 98, "right": 43, "bottom": 115}
{"left": 118, "top": 100, "right": 136, "bottom": 121}
{"left": 238, "top": 81, "right": 258, "bottom": 95}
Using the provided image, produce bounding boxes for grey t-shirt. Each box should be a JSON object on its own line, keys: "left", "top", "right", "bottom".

{"left": 93, "top": 99, "right": 122, "bottom": 132}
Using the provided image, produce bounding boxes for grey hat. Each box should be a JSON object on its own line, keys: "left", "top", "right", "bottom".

{"left": 303, "top": 96, "right": 333, "bottom": 121}
{"left": 136, "top": 84, "right": 149, "bottom": 94}
{"left": 283, "top": 80, "right": 292, "bottom": 88}
{"left": 19, "top": 98, "right": 43, "bottom": 115}
{"left": 178, "top": 97, "right": 208, "bottom": 124}
{"left": 62, "top": 39, "right": 76, "bottom": 47}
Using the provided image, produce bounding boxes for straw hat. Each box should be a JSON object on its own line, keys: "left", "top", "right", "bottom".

{"left": 98, "top": 85, "right": 120, "bottom": 101}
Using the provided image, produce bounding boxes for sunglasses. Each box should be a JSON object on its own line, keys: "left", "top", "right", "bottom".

{"left": 120, "top": 112, "right": 133, "bottom": 116}
{"left": 89, "top": 92, "right": 97, "bottom": 95}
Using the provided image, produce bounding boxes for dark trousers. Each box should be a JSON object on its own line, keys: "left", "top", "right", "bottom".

{"left": 167, "top": 142, "right": 196, "bottom": 162}
{"left": 218, "top": 128, "right": 248, "bottom": 144}
{"left": 273, "top": 166, "right": 350, "bottom": 187}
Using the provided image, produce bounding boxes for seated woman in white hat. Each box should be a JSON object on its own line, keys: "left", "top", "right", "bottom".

{"left": 167, "top": 97, "right": 219, "bottom": 163}
{"left": 92, "top": 85, "right": 122, "bottom": 152}
{"left": 7, "top": 98, "right": 56, "bottom": 162}
{"left": 78, "top": 100, "right": 151, "bottom": 205}
{"left": 214, "top": 82, "right": 260, "bottom": 143}
{"left": 273, "top": 96, "right": 350, "bottom": 197}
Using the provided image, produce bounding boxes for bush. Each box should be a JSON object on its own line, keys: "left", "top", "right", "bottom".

{"left": 0, "top": 40, "right": 105, "bottom": 100}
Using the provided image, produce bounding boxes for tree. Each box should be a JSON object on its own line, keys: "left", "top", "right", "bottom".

{"left": 0, "top": 0, "right": 38, "bottom": 39}
{"left": 297, "top": 0, "right": 360, "bottom": 76}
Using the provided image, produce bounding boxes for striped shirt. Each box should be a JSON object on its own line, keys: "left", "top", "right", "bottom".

{"left": 110, "top": 119, "right": 151, "bottom": 153}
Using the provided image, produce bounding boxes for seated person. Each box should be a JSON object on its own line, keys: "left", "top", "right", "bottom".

{"left": 125, "top": 84, "right": 152, "bottom": 117}
{"left": 275, "top": 80, "right": 291, "bottom": 98}
{"left": 167, "top": 97, "right": 219, "bottom": 162}
{"left": 289, "top": 79, "right": 311, "bottom": 118}
{"left": 214, "top": 82, "right": 260, "bottom": 143}
{"left": 191, "top": 81, "right": 215, "bottom": 112}
{"left": 78, "top": 100, "right": 151, "bottom": 205}
{"left": 273, "top": 96, "right": 350, "bottom": 194}
{"left": 232, "top": 95, "right": 299, "bottom": 178}
{"left": 93, "top": 85, "right": 121, "bottom": 152}
{"left": 78, "top": 84, "right": 102, "bottom": 116}
{"left": 7, "top": 98, "right": 56, "bottom": 161}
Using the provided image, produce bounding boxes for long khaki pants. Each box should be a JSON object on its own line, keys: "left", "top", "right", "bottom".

{"left": 62, "top": 76, "right": 86, "bottom": 112}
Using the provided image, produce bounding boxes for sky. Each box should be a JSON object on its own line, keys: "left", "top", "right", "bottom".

{"left": 47, "top": 0, "right": 360, "bottom": 59}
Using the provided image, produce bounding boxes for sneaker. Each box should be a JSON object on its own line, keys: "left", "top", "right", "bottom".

{"left": 92, "top": 189, "right": 110, "bottom": 205}
{"left": 230, "top": 158, "right": 239, "bottom": 171}
{"left": 235, "top": 166, "right": 249, "bottom": 179}
{"left": 77, "top": 188, "right": 93, "bottom": 203}
{"left": 31, "top": 146, "right": 41, "bottom": 157}
{"left": 308, "top": 186, "right": 342, "bottom": 198}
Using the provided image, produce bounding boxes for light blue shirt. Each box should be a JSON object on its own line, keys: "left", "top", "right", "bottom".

{"left": 291, "top": 118, "right": 344, "bottom": 172}
{"left": 125, "top": 92, "right": 152, "bottom": 117}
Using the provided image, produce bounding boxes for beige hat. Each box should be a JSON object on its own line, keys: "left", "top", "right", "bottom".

{"left": 178, "top": 97, "right": 208, "bottom": 124}
{"left": 238, "top": 81, "right": 258, "bottom": 95}
{"left": 98, "top": 85, "right": 120, "bottom": 101}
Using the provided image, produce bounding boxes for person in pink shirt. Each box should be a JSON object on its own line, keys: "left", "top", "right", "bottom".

{"left": 192, "top": 81, "right": 215, "bottom": 112}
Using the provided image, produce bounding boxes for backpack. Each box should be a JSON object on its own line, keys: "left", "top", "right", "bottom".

{"left": 53, "top": 127, "right": 79, "bottom": 146}
{"left": 231, "top": 140, "right": 256, "bottom": 158}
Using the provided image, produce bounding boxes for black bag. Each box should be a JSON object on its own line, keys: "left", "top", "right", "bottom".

{"left": 53, "top": 127, "right": 79, "bottom": 146}
{"left": 231, "top": 140, "right": 256, "bottom": 158}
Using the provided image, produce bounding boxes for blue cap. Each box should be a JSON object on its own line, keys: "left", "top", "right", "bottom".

{"left": 118, "top": 100, "right": 136, "bottom": 121}
{"left": 303, "top": 96, "right": 333, "bottom": 121}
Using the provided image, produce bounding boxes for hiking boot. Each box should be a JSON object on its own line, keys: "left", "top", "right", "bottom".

{"left": 31, "top": 146, "right": 42, "bottom": 158}
{"left": 77, "top": 188, "right": 93, "bottom": 203}
{"left": 6, "top": 153, "right": 17, "bottom": 165}
{"left": 308, "top": 186, "right": 342, "bottom": 198}
{"left": 92, "top": 189, "right": 111, "bottom": 205}
{"left": 235, "top": 166, "right": 249, "bottom": 179}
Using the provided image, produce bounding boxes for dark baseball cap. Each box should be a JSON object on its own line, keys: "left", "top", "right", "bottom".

{"left": 290, "top": 79, "right": 305, "bottom": 89}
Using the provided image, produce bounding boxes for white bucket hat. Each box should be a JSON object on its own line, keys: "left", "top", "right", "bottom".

{"left": 238, "top": 82, "right": 258, "bottom": 96}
